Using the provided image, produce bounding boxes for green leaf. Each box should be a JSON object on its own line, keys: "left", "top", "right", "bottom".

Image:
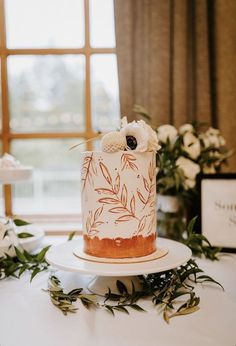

{"left": 129, "top": 304, "right": 146, "bottom": 312}
{"left": 30, "top": 267, "right": 41, "bottom": 282}
{"left": 105, "top": 305, "right": 115, "bottom": 315}
{"left": 14, "top": 246, "right": 27, "bottom": 262}
{"left": 19, "top": 264, "right": 28, "bottom": 277}
{"left": 173, "top": 306, "right": 200, "bottom": 317}
{"left": 17, "top": 232, "right": 34, "bottom": 239}
{"left": 36, "top": 245, "right": 51, "bottom": 262}
{"left": 116, "top": 280, "right": 128, "bottom": 295}
{"left": 13, "top": 219, "right": 31, "bottom": 226}
{"left": 68, "top": 288, "right": 83, "bottom": 296}
{"left": 187, "top": 216, "right": 198, "bottom": 234}
{"left": 67, "top": 231, "right": 76, "bottom": 241}
{"left": 113, "top": 305, "right": 129, "bottom": 314}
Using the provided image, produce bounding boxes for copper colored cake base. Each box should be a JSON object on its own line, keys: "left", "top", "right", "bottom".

{"left": 83, "top": 234, "right": 157, "bottom": 259}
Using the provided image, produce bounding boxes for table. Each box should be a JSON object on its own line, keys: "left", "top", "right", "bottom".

{"left": 0, "top": 236, "right": 236, "bottom": 346}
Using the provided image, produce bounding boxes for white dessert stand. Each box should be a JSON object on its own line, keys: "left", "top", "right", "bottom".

{"left": 0, "top": 167, "right": 33, "bottom": 184}
{"left": 46, "top": 237, "right": 192, "bottom": 295}
{"left": 0, "top": 166, "right": 44, "bottom": 256}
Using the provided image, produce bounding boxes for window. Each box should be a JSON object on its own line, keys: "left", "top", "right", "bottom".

{"left": 0, "top": 0, "right": 120, "bottom": 230}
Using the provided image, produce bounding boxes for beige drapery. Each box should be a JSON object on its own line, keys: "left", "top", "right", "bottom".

{"left": 114, "top": 0, "right": 236, "bottom": 171}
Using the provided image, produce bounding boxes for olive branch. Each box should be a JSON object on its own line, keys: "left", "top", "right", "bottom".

{"left": 46, "top": 258, "right": 222, "bottom": 323}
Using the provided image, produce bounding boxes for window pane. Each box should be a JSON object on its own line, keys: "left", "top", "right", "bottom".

{"left": 91, "top": 54, "right": 120, "bottom": 132}
{"left": 5, "top": 0, "right": 84, "bottom": 48}
{"left": 90, "top": 0, "right": 116, "bottom": 48}
{"left": 8, "top": 55, "right": 85, "bottom": 133}
{"left": 11, "top": 139, "right": 85, "bottom": 215}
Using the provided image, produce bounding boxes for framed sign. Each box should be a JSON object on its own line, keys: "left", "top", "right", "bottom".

{"left": 200, "top": 174, "right": 236, "bottom": 252}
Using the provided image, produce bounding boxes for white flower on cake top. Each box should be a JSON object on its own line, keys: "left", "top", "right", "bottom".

{"left": 0, "top": 153, "right": 33, "bottom": 183}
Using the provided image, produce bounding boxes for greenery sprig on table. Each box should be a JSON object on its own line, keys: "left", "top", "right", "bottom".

{"left": 46, "top": 259, "right": 222, "bottom": 323}
{"left": 0, "top": 245, "right": 50, "bottom": 281}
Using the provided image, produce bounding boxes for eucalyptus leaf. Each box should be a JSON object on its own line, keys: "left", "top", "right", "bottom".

{"left": 113, "top": 305, "right": 129, "bottom": 314}
{"left": 105, "top": 305, "right": 115, "bottom": 315}
{"left": 116, "top": 280, "right": 128, "bottom": 295}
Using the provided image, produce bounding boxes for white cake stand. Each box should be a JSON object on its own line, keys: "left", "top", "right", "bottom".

{"left": 46, "top": 237, "right": 192, "bottom": 295}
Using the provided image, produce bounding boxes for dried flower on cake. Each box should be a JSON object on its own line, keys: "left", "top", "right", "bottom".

{"left": 101, "top": 131, "right": 126, "bottom": 153}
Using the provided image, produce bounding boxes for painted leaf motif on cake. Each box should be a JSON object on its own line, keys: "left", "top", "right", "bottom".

{"left": 94, "top": 205, "right": 104, "bottom": 219}
{"left": 121, "top": 153, "right": 138, "bottom": 171}
{"left": 116, "top": 215, "right": 135, "bottom": 222}
{"left": 95, "top": 188, "right": 115, "bottom": 195}
{"left": 98, "top": 197, "right": 120, "bottom": 205}
{"left": 147, "top": 210, "right": 156, "bottom": 234}
{"left": 109, "top": 207, "right": 129, "bottom": 214}
{"left": 130, "top": 195, "right": 136, "bottom": 215}
{"left": 121, "top": 185, "right": 128, "bottom": 207}
{"left": 137, "top": 216, "right": 147, "bottom": 235}
{"left": 81, "top": 154, "right": 97, "bottom": 190}
{"left": 99, "top": 162, "right": 112, "bottom": 185}
{"left": 85, "top": 207, "right": 104, "bottom": 236}
{"left": 148, "top": 157, "right": 155, "bottom": 181}
{"left": 137, "top": 189, "right": 146, "bottom": 205}
{"left": 86, "top": 211, "right": 93, "bottom": 233}
{"left": 143, "top": 177, "right": 150, "bottom": 192}
{"left": 114, "top": 173, "right": 120, "bottom": 194}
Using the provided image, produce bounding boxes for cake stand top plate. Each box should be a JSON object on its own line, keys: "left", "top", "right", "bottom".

{"left": 46, "top": 237, "right": 192, "bottom": 277}
{"left": 0, "top": 167, "right": 33, "bottom": 183}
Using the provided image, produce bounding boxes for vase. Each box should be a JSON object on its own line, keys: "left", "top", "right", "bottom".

{"left": 156, "top": 195, "right": 186, "bottom": 241}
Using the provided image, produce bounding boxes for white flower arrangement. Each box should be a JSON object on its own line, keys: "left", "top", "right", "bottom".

{"left": 156, "top": 122, "right": 233, "bottom": 195}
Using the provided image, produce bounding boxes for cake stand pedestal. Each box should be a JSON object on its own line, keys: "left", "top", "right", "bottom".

{"left": 46, "top": 237, "right": 192, "bottom": 295}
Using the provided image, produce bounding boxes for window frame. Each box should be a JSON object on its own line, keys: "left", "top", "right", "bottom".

{"left": 0, "top": 0, "right": 116, "bottom": 224}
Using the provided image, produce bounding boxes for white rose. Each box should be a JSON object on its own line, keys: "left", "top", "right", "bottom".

{"left": 182, "top": 132, "right": 201, "bottom": 159}
{"left": 201, "top": 127, "right": 225, "bottom": 148}
{"left": 184, "top": 179, "right": 196, "bottom": 189}
{"left": 176, "top": 156, "right": 200, "bottom": 181}
{"left": 203, "top": 164, "right": 216, "bottom": 174}
{"left": 179, "top": 123, "right": 194, "bottom": 134}
{"left": 157, "top": 125, "right": 178, "bottom": 144}
{"left": 207, "top": 127, "right": 220, "bottom": 136}
{"left": 219, "top": 135, "right": 226, "bottom": 146}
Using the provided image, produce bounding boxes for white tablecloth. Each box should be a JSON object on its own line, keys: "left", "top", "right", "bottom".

{"left": 0, "top": 237, "right": 236, "bottom": 346}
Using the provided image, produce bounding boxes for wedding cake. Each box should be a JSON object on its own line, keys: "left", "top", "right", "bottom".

{"left": 81, "top": 118, "right": 160, "bottom": 258}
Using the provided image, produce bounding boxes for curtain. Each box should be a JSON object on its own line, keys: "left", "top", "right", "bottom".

{"left": 114, "top": 0, "right": 236, "bottom": 171}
